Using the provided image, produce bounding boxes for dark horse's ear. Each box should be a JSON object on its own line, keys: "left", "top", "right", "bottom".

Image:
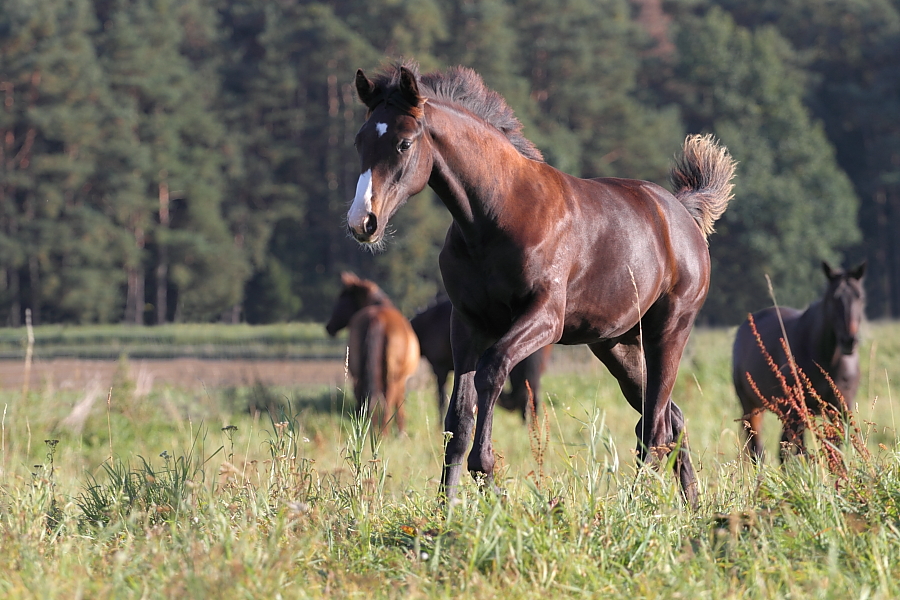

{"left": 398, "top": 66, "right": 422, "bottom": 109}
{"left": 849, "top": 261, "right": 866, "bottom": 280}
{"left": 822, "top": 261, "right": 838, "bottom": 281}
{"left": 356, "top": 69, "right": 377, "bottom": 107}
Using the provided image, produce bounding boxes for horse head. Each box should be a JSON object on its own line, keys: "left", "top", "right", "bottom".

{"left": 348, "top": 64, "right": 433, "bottom": 245}
{"left": 822, "top": 261, "right": 866, "bottom": 356}
{"left": 325, "top": 272, "right": 390, "bottom": 336}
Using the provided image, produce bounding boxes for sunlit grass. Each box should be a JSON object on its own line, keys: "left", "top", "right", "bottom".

{"left": 0, "top": 325, "right": 899, "bottom": 597}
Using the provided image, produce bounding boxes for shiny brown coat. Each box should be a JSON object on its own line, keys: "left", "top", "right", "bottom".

{"left": 347, "top": 62, "right": 736, "bottom": 506}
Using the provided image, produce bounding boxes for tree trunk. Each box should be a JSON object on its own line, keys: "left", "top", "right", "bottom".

{"left": 125, "top": 227, "right": 145, "bottom": 325}
{"left": 7, "top": 268, "right": 20, "bottom": 327}
{"left": 156, "top": 178, "right": 169, "bottom": 325}
{"left": 28, "top": 255, "right": 39, "bottom": 326}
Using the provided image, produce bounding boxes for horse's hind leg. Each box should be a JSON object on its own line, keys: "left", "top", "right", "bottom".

{"left": 669, "top": 402, "right": 697, "bottom": 502}
{"left": 591, "top": 322, "right": 699, "bottom": 508}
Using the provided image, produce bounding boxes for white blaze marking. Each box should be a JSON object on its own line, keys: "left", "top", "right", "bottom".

{"left": 376, "top": 122, "right": 388, "bottom": 137}
{"left": 349, "top": 169, "right": 373, "bottom": 229}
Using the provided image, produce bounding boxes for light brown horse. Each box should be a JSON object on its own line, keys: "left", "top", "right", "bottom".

{"left": 325, "top": 272, "right": 419, "bottom": 434}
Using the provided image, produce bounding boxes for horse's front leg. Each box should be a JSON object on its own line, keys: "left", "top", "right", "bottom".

{"left": 467, "top": 301, "right": 563, "bottom": 492}
{"left": 441, "top": 313, "right": 487, "bottom": 499}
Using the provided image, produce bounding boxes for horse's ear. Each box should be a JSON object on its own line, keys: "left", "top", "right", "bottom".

{"left": 356, "top": 69, "right": 377, "bottom": 107}
{"left": 849, "top": 261, "right": 866, "bottom": 280}
{"left": 822, "top": 261, "right": 838, "bottom": 281}
{"left": 341, "top": 271, "right": 360, "bottom": 286}
{"left": 399, "top": 66, "right": 422, "bottom": 109}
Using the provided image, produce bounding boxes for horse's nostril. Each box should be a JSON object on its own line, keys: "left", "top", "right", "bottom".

{"left": 363, "top": 212, "right": 378, "bottom": 236}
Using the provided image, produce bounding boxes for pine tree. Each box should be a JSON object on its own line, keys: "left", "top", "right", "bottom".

{"left": 94, "top": 0, "right": 245, "bottom": 324}
{"left": 671, "top": 7, "right": 861, "bottom": 323}
{"left": 0, "top": 0, "right": 126, "bottom": 324}
{"left": 714, "top": 0, "right": 900, "bottom": 317}
{"left": 512, "top": 0, "right": 682, "bottom": 181}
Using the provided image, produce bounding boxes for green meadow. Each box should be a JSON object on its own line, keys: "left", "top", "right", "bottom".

{"left": 1, "top": 324, "right": 900, "bottom": 598}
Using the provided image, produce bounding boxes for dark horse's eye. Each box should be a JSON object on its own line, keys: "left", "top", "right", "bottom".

{"left": 398, "top": 140, "right": 412, "bottom": 152}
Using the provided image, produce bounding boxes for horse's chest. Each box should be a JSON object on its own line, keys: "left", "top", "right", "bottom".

{"left": 798, "top": 353, "right": 859, "bottom": 406}
{"left": 440, "top": 245, "right": 533, "bottom": 336}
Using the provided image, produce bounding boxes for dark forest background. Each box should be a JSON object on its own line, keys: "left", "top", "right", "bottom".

{"left": 0, "top": 0, "right": 897, "bottom": 326}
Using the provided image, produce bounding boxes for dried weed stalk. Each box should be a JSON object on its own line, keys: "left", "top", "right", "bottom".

{"left": 745, "top": 314, "right": 871, "bottom": 483}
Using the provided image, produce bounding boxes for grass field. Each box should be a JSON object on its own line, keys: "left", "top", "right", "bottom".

{"left": 1, "top": 323, "right": 900, "bottom": 598}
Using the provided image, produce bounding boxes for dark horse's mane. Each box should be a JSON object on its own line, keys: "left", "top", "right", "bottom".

{"left": 369, "top": 60, "right": 544, "bottom": 162}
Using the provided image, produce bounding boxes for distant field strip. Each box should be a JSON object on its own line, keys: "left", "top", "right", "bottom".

{"left": 0, "top": 323, "right": 347, "bottom": 360}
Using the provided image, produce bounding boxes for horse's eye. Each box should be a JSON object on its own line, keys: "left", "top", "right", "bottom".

{"left": 398, "top": 140, "right": 412, "bottom": 153}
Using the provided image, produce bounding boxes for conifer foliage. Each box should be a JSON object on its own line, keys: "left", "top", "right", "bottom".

{"left": 0, "top": 0, "right": 890, "bottom": 324}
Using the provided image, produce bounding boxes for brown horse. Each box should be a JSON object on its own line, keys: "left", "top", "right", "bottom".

{"left": 411, "top": 299, "right": 552, "bottom": 421}
{"left": 325, "top": 272, "right": 420, "bottom": 434}
{"left": 347, "top": 61, "right": 735, "bottom": 506}
{"left": 732, "top": 262, "right": 865, "bottom": 461}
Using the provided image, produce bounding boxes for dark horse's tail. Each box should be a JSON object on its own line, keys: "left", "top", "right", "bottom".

{"left": 670, "top": 134, "right": 737, "bottom": 238}
{"left": 359, "top": 315, "right": 387, "bottom": 414}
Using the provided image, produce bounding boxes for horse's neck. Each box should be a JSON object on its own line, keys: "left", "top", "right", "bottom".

{"left": 799, "top": 299, "right": 839, "bottom": 369}
{"left": 358, "top": 290, "right": 392, "bottom": 311}
{"left": 425, "top": 102, "right": 529, "bottom": 229}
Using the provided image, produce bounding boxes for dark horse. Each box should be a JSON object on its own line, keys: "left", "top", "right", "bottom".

{"left": 411, "top": 299, "right": 552, "bottom": 421}
{"left": 347, "top": 61, "right": 735, "bottom": 506}
{"left": 732, "top": 262, "right": 866, "bottom": 461}
{"left": 325, "top": 272, "right": 420, "bottom": 434}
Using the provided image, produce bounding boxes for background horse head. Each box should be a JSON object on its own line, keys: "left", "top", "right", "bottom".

{"left": 349, "top": 60, "right": 735, "bottom": 507}
{"left": 411, "top": 299, "right": 552, "bottom": 422}
{"left": 822, "top": 261, "right": 866, "bottom": 358}
{"left": 325, "top": 272, "right": 419, "bottom": 434}
{"left": 325, "top": 272, "right": 391, "bottom": 336}
{"left": 732, "top": 261, "right": 866, "bottom": 461}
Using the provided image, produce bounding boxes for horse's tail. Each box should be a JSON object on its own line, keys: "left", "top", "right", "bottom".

{"left": 359, "top": 314, "right": 387, "bottom": 414}
{"left": 671, "top": 134, "right": 737, "bottom": 238}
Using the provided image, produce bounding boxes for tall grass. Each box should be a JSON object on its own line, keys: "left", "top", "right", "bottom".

{"left": 0, "top": 326, "right": 898, "bottom": 597}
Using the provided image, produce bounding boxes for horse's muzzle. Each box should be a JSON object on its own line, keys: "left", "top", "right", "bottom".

{"left": 348, "top": 212, "right": 379, "bottom": 243}
{"left": 840, "top": 336, "right": 857, "bottom": 355}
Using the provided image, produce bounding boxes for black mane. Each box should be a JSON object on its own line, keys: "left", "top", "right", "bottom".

{"left": 370, "top": 61, "right": 544, "bottom": 162}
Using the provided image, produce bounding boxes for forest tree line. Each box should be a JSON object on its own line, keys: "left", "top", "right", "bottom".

{"left": 0, "top": 0, "right": 897, "bottom": 326}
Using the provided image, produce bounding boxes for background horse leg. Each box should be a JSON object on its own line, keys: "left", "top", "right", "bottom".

{"left": 742, "top": 409, "right": 765, "bottom": 463}
{"left": 780, "top": 417, "right": 807, "bottom": 462}
{"left": 385, "top": 378, "right": 406, "bottom": 434}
